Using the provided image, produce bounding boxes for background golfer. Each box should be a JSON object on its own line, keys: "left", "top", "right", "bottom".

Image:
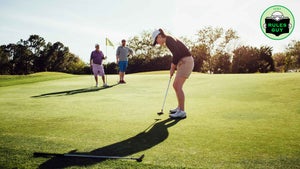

{"left": 90, "top": 44, "right": 107, "bottom": 87}
{"left": 116, "top": 39, "right": 133, "bottom": 84}
{"left": 152, "top": 29, "right": 194, "bottom": 119}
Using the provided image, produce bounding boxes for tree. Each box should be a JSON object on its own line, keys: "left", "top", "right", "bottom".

{"left": 191, "top": 44, "right": 209, "bottom": 72}
{"left": 232, "top": 45, "right": 274, "bottom": 73}
{"left": 65, "top": 53, "right": 86, "bottom": 74}
{"left": 232, "top": 46, "right": 259, "bottom": 73}
{"left": 6, "top": 42, "right": 33, "bottom": 75}
{"left": 273, "top": 53, "right": 286, "bottom": 72}
{"left": 195, "top": 26, "right": 239, "bottom": 73}
{"left": 43, "top": 42, "right": 69, "bottom": 72}
{"left": 212, "top": 53, "right": 231, "bottom": 74}
{"left": 179, "top": 36, "right": 194, "bottom": 51}
{"left": 285, "top": 40, "right": 300, "bottom": 71}
{"left": 127, "top": 31, "right": 169, "bottom": 60}
{"left": 258, "top": 46, "right": 274, "bottom": 73}
{"left": 0, "top": 45, "right": 11, "bottom": 74}
{"left": 0, "top": 35, "right": 87, "bottom": 74}
{"left": 126, "top": 31, "right": 171, "bottom": 73}
{"left": 27, "top": 35, "right": 46, "bottom": 72}
{"left": 27, "top": 35, "right": 46, "bottom": 54}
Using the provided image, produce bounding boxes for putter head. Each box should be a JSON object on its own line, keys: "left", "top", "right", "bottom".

{"left": 136, "top": 154, "right": 144, "bottom": 162}
{"left": 157, "top": 111, "right": 163, "bottom": 115}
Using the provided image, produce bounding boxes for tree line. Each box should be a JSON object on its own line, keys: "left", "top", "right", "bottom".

{"left": 1, "top": 27, "right": 299, "bottom": 75}
{"left": 0, "top": 35, "right": 86, "bottom": 75}
{"left": 123, "top": 27, "right": 300, "bottom": 74}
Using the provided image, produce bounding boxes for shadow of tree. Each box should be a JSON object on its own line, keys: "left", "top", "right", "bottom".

{"left": 37, "top": 118, "right": 182, "bottom": 169}
{"left": 31, "top": 83, "right": 119, "bottom": 98}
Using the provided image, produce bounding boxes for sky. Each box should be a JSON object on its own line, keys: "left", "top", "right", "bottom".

{"left": 0, "top": 0, "right": 299, "bottom": 63}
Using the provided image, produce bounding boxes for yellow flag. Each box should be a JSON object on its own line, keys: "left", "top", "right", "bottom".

{"left": 106, "top": 38, "right": 114, "bottom": 47}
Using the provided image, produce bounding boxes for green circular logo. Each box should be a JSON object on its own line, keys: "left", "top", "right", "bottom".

{"left": 260, "top": 5, "right": 295, "bottom": 40}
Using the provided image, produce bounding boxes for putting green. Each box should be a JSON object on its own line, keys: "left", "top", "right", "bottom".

{"left": 0, "top": 72, "right": 299, "bottom": 168}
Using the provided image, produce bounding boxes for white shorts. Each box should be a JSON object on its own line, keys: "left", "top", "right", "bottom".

{"left": 92, "top": 64, "right": 105, "bottom": 76}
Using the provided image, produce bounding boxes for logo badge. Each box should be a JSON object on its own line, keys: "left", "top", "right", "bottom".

{"left": 260, "top": 5, "right": 295, "bottom": 40}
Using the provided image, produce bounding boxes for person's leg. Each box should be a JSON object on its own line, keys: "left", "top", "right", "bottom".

{"left": 119, "top": 62, "right": 124, "bottom": 82}
{"left": 122, "top": 61, "right": 128, "bottom": 82}
{"left": 121, "top": 72, "right": 125, "bottom": 82}
{"left": 119, "top": 72, "right": 122, "bottom": 82}
{"left": 170, "top": 57, "right": 194, "bottom": 118}
{"left": 173, "top": 76, "right": 187, "bottom": 111}
{"left": 101, "top": 75, "right": 105, "bottom": 84}
{"left": 118, "top": 61, "right": 127, "bottom": 83}
{"left": 92, "top": 64, "right": 99, "bottom": 86}
{"left": 99, "top": 65, "right": 106, "bottom": 85}
{"left": 172, "top": 56, "right": 194, "bottom": 111}
{"left": 94, "top": 75, "right": 98, "bottom": 85}
{"left": 120, "top": 72, "right": 122, "bottom": 81}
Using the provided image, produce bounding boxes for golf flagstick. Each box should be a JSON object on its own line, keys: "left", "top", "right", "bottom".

{"left": 105, "top": 38, "right": 108, "bottom": 85}
{"left": 33, "top": 152, "right": 144, "bottom": 162}
{"left": 105, "top": 37, "right": 116, "bottom": 85}
{"left": 157, "top": 76, "right": 172, "bottom": 115}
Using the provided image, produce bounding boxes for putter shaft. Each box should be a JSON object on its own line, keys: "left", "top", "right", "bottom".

{"left": 157, "top": 77, "right": 172, "bottom": 115}
{"left": 34, "top": 152, "right": 144, "bottom": 162}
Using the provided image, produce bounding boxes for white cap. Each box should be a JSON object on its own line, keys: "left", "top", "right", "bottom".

{"left": 152, "top": 29, "right": 160, "bottom": 46}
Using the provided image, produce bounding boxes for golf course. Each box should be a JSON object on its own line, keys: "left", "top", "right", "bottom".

{"left": 0, "top": 72, "right": 299, "bottom": 169}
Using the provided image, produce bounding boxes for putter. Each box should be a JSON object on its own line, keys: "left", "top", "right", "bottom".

{"left": 33, "top": 152, "right": 144, "bottom": 162}
{"left": 157, "top": 76, "right": 172, "bottom": 115}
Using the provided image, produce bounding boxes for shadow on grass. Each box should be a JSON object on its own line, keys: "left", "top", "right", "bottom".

{"left": 37, "top": 118, "right": 182, "bottom": 169}
{"left": 31, "top": 83, "right": 119, "bottom": 98}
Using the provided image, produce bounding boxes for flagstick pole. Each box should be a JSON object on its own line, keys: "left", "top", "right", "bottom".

{"left": 105, "top": 38, "right": 108, "bottom": 85}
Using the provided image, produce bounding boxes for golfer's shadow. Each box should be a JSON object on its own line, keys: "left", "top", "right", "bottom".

{"left": 38, "top": 118, "right": 182, "bottom": 169}
{"left": 31, "top": 83, "right": 119, "bottom": 98}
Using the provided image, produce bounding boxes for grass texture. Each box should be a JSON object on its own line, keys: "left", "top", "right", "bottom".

{"left": 0, "top": 72, "right": 299, "bottom": 168}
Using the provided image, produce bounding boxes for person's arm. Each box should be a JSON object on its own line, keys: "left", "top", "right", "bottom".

{"left": 90, "top": 52, "right": 93, "bottom": 67}
{"left": 101, "top": 51, "right": 106, "bottom": 60}
{"left": 128, "top": 48, "right": 133, "bottom": 56}
{"left": 116, "top": 56, "right": 119, "bottom": 64}
{"left": 116, "top": 47, "right": 120, "bottom": 64}
{"left": 90, "top": 59, "right": 93, "bottom": 66}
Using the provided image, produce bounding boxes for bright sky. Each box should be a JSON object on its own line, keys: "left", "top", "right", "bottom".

{"left": 0, "top": 0, "right": 299, "bottom": 63}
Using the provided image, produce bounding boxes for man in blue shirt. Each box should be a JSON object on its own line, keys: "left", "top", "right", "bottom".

{"left": 90, "top": 44, "right": 107, "bottom": 87}
{"left": 116, "top": 39, "right": 133, "bottom": 84}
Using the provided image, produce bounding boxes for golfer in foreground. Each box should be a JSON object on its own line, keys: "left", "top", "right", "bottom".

{"left": 90, "top": 44, "right": 107, "bottom": 87}
{"left": 152, "top": 29, "right": 194, "bottom": 119}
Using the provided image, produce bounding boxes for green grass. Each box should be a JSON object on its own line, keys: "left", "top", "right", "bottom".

{"left": 0, "top": 72, "right": 299, "bottom": 169}
{"left": 0, "top": 72, "right": 75, "bottom": 87}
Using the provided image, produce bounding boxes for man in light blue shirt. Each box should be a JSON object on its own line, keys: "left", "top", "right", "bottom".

{"left": 116, "top": 39, "right": 133, "bottom": 84}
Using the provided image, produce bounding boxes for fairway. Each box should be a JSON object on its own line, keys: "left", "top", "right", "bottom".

{"left": 0, "top": 72, "right": 300, "bottom": 169}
